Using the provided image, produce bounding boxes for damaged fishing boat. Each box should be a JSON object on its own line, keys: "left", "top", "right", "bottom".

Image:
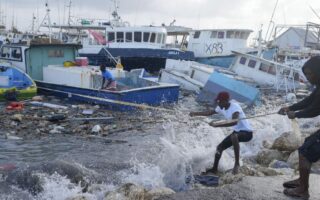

{"left": 229, "top": 51, "right": 306, "bottom": 92}
{"left": 0, "top": 41, "right": 179, "bottom": 110}
{"left": 0, "top": 63, "right": 37, "bottom": 101}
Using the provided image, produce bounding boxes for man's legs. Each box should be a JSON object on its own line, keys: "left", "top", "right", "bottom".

{"left": 283, "top": 130, "right": 320, "bottom": 199}
{"left": 208, "top": 134, "right": 233, "bottom": 174}
{"left": 284, "top": 154, "right": 311, "bottom": 199}
{"left": 211, "top": 146, "right": 223, "bottom": 174}
{"left": 207, "top": 133, "right": 233, "bottom": 174}
{"left": 208, "top": 131, "right": 252, "bottom": 174}
{"left": 230, "top": 133, "right": 240, "bottom": 174}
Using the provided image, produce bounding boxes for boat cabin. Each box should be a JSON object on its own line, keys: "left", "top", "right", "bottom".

{"left": 0, "top": 43, "right": 81, "bottom": 81}
{"left": 229, "top": 51, "right": 303, "bottom": 91}
{"left": 188, "top": 29, "right": 253, "bottom": 58}
{"left": 83, "top": 26, "right": 167, "bottom": 49}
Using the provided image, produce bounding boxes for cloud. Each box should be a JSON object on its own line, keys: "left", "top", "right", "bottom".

{"left": 1, "top": 0, "right": 319, "bottom": 33}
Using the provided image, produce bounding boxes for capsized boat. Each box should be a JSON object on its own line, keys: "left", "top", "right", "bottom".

{"left": 0, "top": 63, "right": 37, "bottom": 101}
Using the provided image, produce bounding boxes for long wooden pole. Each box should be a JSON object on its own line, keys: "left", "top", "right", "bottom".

{"left": 210, "top": 112, "right": 278, "bottom": 126}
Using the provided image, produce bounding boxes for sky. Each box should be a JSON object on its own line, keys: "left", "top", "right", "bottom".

{"left": 1, "top": 0, "right": 320, "bottom": 41}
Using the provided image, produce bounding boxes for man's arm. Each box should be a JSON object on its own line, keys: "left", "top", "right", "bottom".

{"left": 288, "top": 89, "right": 320, "bottom": 118}
{"left": 289, "top": 89, "right": 317, "bottom": 111}
{"left": 101, "top": 77, "right": 106, "bottom": 89}
{"left": 209, "top": 112, "right": 239, "bottom": 127}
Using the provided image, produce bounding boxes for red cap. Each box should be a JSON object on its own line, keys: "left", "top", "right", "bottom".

{"left": 215, "top": 91, "right": 230, "bottom": 102}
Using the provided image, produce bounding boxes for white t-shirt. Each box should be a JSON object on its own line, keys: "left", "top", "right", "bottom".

{"left": 215, "top": 101, "right": 252, "bottom": 132}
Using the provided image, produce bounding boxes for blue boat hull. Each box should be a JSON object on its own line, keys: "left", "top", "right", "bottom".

{"left": 195, "top": 55, "right": 235, "bottom": 68}
{"left": 197, "top": 72, "right": 260, "bottom": 106}
{"left": 80, "top": 48, "right": 195, "bottom": 73}
{"left": 36, "top": 81, "right": 179, "bottom": 111}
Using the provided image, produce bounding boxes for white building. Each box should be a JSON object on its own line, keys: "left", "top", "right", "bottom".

{"left": 271, "top": 27, "right": 319, "bottom": 50}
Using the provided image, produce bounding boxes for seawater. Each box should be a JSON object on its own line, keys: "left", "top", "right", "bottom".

{"left": 0, "top": 96, "right": 316, "bottom": 200}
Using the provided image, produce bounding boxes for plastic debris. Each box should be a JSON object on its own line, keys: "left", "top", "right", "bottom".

{"left": 82, "top": 109, "right": 94, "bottom": 115}
{"left": 29, "top": 101, "right": 68, "bottom": 109}
{"left": 91, "top": 125, "right": 102, "bottom": 134}
{"left": 6, "top": 102, "right": 24, "bottom": 111}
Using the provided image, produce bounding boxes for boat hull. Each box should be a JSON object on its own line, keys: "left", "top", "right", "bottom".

{"left": 0, "top": 65, "right": 37, "bottom": 101}
{"left": 79, "top": 48, "right": 195, "bottom": 73}
{"left": 0, "top": 87, "right": 37, "bottom": 101}
{"left": 36, "top": 81, "right": 179, "bottom": 111}
{"left": 195, "top": 55, "right": 235, "bottom": 68}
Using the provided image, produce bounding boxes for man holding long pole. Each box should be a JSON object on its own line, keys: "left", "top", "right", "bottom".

{"left": 190, "top": 91, "right": 253, "bottom": 175}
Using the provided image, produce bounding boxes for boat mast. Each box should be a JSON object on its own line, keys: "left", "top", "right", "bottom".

{"left": 0, "top": 3, "right": 6, "bottom": 30}
{"left": 31, "top": 13, "right": 36, "bottom": 33}
{"left": 264, "top": 0, "right": 279, "bottom": 42}
{"left": 67, "top": 0, "right": 73, "bottom": 26}
{"left": 39, "top": 1, "right": 52, "bottom": 43}
{"left": 257, "top": 26, "right": 263, "bottom": 57}
{"left": 110, "top": 0, "right": 121, "bottom": 27}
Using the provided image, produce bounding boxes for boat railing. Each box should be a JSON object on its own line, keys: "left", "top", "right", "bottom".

{"left": 102, "top": 47, "right": 121, "bottom": 66}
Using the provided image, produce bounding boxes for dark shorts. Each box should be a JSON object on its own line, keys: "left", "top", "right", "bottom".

{"left": 218, "top": 130, "right": 253, "bottom": 151}
{"left": 299, "top": 130, "right": 320, "bottom": 163}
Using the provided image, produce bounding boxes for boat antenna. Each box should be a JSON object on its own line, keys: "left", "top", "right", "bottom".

{"left": 39, "top": 0, "right": 52, "bottom": 43}
{"left": 0, "top": 2, "right": 5, "bottom": 27}
{"left": 31, "top": 13, "right": 36, "bottom": 33}
{"left": 264, "top": 0, "right": 279, "bottom": 42}
{"left": 67, "top": 0, "right": 73, "bottom": 26}
{"left": 257, "top": 24, "right": 263, "bottom": 57}
{"left": 110, "top": 0, "right": 121, "bottom": 26}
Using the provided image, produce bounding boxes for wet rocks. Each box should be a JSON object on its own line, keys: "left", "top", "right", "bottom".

{"left": 66, "top": 196, "right": 88, "bottom": 200}
{"left": 271, "top": 131, "right": 302, "bottom": 152}
{"left": 286, "top": 150, "right": 299, "bottom": 170}
{"left": 11, "top": 114, "right": 23, "bottom": 122}
{"left": 104, "top": 183, "right": 175, "bottom": 200}
{"left": 49, "top": 125, "right": 65, "bottom": 134}
{"left": 104, "top": 183, "right": 148, "bottom": 200}
{"left": 147, "top": 187, "right": 175, "bottom": 199}
{"left": 269, "top": 160, "right": 290, "bottom": 169}
{"left": 256, "top": 149, "right": 289, "bottom": 166}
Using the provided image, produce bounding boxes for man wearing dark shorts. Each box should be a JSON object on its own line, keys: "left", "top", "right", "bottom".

{"left": 190, "top": 91, "right": 253, "bottom": 175}
{"left": 278, "top": 56, "right": 320, "bottom": 200}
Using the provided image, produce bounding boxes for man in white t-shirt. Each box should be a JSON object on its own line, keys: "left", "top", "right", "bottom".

{"left": 190, "top": 91, "right": 253, "bottom": 174}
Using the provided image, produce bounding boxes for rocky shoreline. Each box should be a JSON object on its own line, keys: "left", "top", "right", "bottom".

{"left": 158, "top": 174, "right": 320, "bottom": 200}
{"left": 2, "top": 92, "right": 320, "bottom": 200}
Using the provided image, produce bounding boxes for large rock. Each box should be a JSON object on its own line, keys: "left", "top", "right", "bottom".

{"left": 256, "top": 149, "right": 288, "bottom": 166}
{"left": 287, "top": 150, "right": 299, "bottom": 170}
{"left": 271, "top": 131, "right": 302, "bottom": 152}
{"left": 104, "top": 183, "right": 176, "bottom": 200}
{"left": 104, "top": 183, "right": 148, "bottom": 200}
{"left": 11, "top": 114, "right": 23, "bottom": 122}
{"left": 66, "top": 196, "right": 88, "bottom": 200}
{"left": 269, "top": 160, "right": 290, "bottom": 169}
{"left": 146, "top": 187, "right": 175, "bottom": 200}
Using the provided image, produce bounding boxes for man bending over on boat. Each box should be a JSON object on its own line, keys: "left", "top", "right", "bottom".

{"left": 189, "top": 91, "right": 253, "bottom": 175}
{"left": 100, "top": 64, "right": 116, "bottom": 90}
{"left": 278, "top": 56, "right": 320, "bottom": 200}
